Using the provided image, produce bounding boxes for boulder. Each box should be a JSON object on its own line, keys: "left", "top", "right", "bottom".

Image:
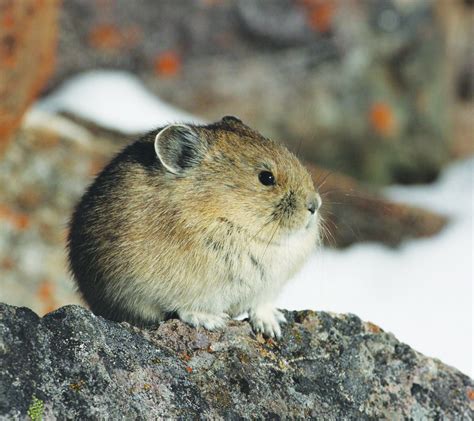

{"left": 0, "top": 303, "right": 472, "bottom": 419}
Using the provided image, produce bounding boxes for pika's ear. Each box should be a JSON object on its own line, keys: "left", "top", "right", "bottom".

{"left": 221, "top": 115, "right": 242, "bottom": 124}
{"left": 154, "top": 124, "right": 204, "bottom": 174}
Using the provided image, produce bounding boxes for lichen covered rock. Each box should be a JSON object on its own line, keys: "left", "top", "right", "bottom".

{"left": 0, "top": 303, "right": 472, "bottom": 419}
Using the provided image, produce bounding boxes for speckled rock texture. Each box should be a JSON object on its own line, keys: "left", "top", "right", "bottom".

{"left": 1, "top": 303, "right": 472, "bottom": 419}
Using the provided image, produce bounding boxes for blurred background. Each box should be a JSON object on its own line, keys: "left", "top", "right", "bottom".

{"left": 0, "top": 0, "right": 472, "bottom": 375}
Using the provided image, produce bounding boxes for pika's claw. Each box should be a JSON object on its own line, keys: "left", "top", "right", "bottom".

{"left": 178, "top": 311, "right": 228, "bottom": 331}
{"left": 249, "top": 305, "right": 284, "bottom": 339}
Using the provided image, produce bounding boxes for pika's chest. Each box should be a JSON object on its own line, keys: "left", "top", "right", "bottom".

{"left": 252, "top": 227, "right": 316, "bottom": 282}
{"left": 223, "top": 227, "right": 317, "bottom": 313}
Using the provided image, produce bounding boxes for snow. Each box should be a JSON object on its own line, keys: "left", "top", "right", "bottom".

{"left": 38, "top": 70, "right": 202, "bottom": 133}
{"left": 38, "top": 70, "right": 473, "bottom": 376}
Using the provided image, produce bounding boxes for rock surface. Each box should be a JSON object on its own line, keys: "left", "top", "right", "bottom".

{"left": 0, "top": 303, "right": 472, "bottom": 419}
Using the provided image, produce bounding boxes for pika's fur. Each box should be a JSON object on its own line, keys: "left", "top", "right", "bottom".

{"left": 68, "top": 116, "right": 321, "bottom": 338}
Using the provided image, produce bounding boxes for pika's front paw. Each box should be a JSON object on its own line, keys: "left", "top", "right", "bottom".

{"left": 178, "top": 310, "right": 229, "bottom": 331}
{"left": 249, "top": 306, "right": 286, "bottom": 339}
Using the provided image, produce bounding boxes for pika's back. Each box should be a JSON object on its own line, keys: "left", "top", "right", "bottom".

{"left": 68, "top": 116, "right": 320, "bottom": 331}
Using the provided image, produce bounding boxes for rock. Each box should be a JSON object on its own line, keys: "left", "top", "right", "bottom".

{"left": 0, "top": 115, "right": 117, "bottom": 316}
{"left": 0, "top": 0, "right": 60, "bottom": 154}
{"left": 0, "top": 303, "right": 472, "bottom": 419}
{"left": 50, "top": 0, "right": 450, "bottom": 184}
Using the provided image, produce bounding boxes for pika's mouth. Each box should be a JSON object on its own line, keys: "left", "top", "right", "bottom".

{"left": 306, "top": 194, "right": 322, "bottom": 229}
{"left": 305, "top": 211, "right": 319, "bottom": 230}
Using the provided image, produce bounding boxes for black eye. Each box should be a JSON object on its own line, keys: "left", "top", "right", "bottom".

{"left": 259, "top": 171, "right": 276, "bottom": 186}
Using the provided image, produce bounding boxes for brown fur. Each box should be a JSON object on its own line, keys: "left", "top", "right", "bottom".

{"left": 68, "top": 117, "right": 320, "bottom": 336}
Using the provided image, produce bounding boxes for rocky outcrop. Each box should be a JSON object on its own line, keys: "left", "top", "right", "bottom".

{"left": 1, "top": 303, "right": 472, "bottom": 419}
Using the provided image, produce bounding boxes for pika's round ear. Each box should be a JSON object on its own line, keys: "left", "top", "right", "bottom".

{"left": 221, "top": 115, "right": 242, "bottom": 124}
{"left": 154, "top": 124, "right": 204, "bottom": 174}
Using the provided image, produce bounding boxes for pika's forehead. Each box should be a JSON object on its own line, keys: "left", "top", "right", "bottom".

{"left": 197, "top": 123, "right": 310, "bottom": 181}
{"left": 199, "top": 122, "right": 284, "bottom": 157}
{"left": 200, "top": 121, "right": 265, "bottom": 144}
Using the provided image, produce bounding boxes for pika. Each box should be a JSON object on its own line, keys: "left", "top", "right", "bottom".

{"left": 68, "top": 116, "right": 321, "bottom": 338}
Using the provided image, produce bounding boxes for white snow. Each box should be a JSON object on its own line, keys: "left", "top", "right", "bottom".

{"left": 38, "top": 70, "right": 202, "bottom": 133}
{"left": 38, "top": 70, "right": 473, "bottom": 376}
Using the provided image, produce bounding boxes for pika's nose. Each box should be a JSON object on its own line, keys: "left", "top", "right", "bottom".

{"left": 307, "top": 194, "right": 322, "bottom": 214}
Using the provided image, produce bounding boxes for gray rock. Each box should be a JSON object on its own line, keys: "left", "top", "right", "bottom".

{"left": 1, "top": 303, "right": 472, "bottom": 419}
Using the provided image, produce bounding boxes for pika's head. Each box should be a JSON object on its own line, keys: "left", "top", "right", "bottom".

{"left": 154, "top": 116, "right": 321, "bottom": 242}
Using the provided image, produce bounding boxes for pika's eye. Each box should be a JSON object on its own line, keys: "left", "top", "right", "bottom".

{"left": 259, "top": 171, "right": 276, "bottom": 186}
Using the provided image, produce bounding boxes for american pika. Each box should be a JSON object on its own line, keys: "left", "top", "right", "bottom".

{"left": 68, "top": 116, "right": 321, "bottom": 338}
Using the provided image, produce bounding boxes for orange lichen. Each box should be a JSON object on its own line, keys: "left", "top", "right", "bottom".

{"left": 38, "top": 280, "right": 54, "bottom": 302}
{"left": 366, "top": 322, "right": 382, "bottom": 334}
{"left": 2, "top": 12, "right": 15, "bottom": 29}
{"left": 0, "top": 204, "right": 30, "bottom": 230}
{"left": 0, "top": 205, "right": 12, "bottom": 220}
{"left": 37, "top": 280, "right": 58, "bottom": 314}
{"left": 88, "top": 23, "right": 142, "bottom": 51}
{"left": 42, "top": 303, "right": 57, "bottom": 315}
{"left": 88, "top": 24, "right": 122, "bottom": 50}
{"left": 369, "top": 101, "right": 396, "bottom": 137}
{"left": 1, "top": 257, "right": 15, "bottom": 271}
{"left": 266, "top": 337, "right": 277, "bottom": 347}
{"left": 309, "top": 3, "right": 335, "bottom": 32}
{"left": 299, "top": 0, "right": 336, "bottom": 33}
{"left": 15, "top": 213, "right": 30, "bottom": 230}
{"left": 154, "top": 51, "right": 181, "bottom": 77}
{"left": 185, "top": 366, "right": 193, "bottom": 373}
{"left": 467, "top": 388, "right": 474, "bottom": 400}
